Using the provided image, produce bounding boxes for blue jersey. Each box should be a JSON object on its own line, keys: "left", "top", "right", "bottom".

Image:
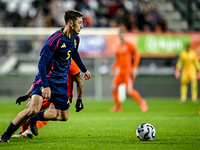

{"left": 34, "top": 28, "right": 87, "bottom": 87}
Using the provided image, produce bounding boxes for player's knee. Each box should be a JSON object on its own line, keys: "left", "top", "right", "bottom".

{"left": 27, "top": 108, "right": 39, "bottom": 116}
{"left": 112, "top": 85, "right": 117, "bottom": 91}
{"left": 127, "top": 89, "right": 131, "bottom": 94}
{"left": 51, "top": 113, "right": 58, "bottom": 119}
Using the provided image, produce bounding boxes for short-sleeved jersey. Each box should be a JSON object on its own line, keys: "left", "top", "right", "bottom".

{"left": 111, "top": 41, "right": 140, "bottom": 73}
{"left": 34, "top": 28, "right": 80, "bottom": 85}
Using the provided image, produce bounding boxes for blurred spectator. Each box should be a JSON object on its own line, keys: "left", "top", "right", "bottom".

{"left": 74, "top": 0, "right": 82, "bottom": 11}
{"left": 6, "top": 6, "right": 23, "bottom": 27}
{"left": 95, "top": 0, "right": 108, "bottom": 18}
{"left": 145, "top": 5, "right": 164, "bottom": 31}
{"left": 124, "top": 12, "right": 136, "bottom": 31}
{"left": 108, "top": 0, "right": 120, "bottom": 17}
{"left": 113, "top": 8, "right": 126, "bottom": 27}
{"left": 74, "top": 0, "right": 95, "bottom": 27}
{"left": 197, "top": 0, "right": 200, "bottom": 9}
{"left": 22, "top": 11, "right": 32, "bottom": 27}
{"left": 0, "top": 0, "right": 168, "bottom": 32}
{"left": 0, "top": 1, "right": 7, "bottom": 26}
{"left": 31, "top": 10, "right": 45, "bottom": 27}
{"left": 44, "top": 13, "right": 59, "bottom": 27}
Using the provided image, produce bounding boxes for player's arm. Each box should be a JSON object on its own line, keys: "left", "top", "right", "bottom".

{"left": 16, "top": 84, "right": 33, "bottom": 105}
{"left": 72, "top": 50, "right": 91, "bottom": 80}
{"left": 110, "top": 54, "right": 119, "bottom": 75}
{"left": 131, "top": 44, "right": 141, "bottom": 81}
{"left": 74, "top": 74, "right": 83, "bottom": 100}
{"left": 38, "top": 43, "right": 55, "bottom": 99}
{"left": 74, "top": 74, "right": 84, "bottom": 112}
{"left": 174, "top": 54, "right": 183, "bottom": 79}
{"left": 194, "top": 52, "right": 200, "bottom": 79}
{"left": 38, "top": 56, "right": 51, "bottom": 98}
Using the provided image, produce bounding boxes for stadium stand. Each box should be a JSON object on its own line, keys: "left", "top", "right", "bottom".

{"left": 0, "top": 0, "right": 199, "bottom": 31}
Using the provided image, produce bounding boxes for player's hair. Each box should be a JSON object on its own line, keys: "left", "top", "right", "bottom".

{"left": 64, "top": 10, "right": 84, "bottom": 24}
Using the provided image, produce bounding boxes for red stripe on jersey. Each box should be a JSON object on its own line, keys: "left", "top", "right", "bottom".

{"left": 54, "top": 38, "right": 60, "bottom": 50}
{"left": 47, "top": 32, "right": 62, "bottom": 46}
{"left": 34, "top": 60, "right": 55, "bottom": 85}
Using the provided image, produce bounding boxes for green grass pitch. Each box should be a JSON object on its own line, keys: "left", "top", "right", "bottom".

{"left": 0, "top": 98, "right": 200, "bottom": 150}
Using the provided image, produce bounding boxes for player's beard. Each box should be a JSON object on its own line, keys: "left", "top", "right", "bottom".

{"left": 71, "top": 26, "right": 80, "bottom": 35}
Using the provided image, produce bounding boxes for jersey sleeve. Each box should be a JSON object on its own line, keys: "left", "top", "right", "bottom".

{"left": 128, "top": 43, "right": 141, "bottom": 68}
{"left": 39, "top": 37, "right": 60, "bottom": 88}
{"left": 193, "top": 51, "right": 200, "bottom": 71}
{"left": 110, "top": 53, "right": 119, "bottom": 72}
{"left": 176, "top": 53, "right": 183, "bottom": 70}
{"left": 72, "top": 37, "right": 87, "bottom": 73}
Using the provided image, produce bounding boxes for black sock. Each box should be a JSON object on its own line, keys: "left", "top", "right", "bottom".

{"left": 30, "top": 111, "right": 48, "bottom": 122}
{"left": 2, "top": 122, "right": 19, "bottom": 140}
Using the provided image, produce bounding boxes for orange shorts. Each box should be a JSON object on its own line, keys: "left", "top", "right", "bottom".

{"left": 112, "top": 72, "right": 133, "bottom": 89}
{"left": 41, "top": 98, "right": 52, "bottom": 110}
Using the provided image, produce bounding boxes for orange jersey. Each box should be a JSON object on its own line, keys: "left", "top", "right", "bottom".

{"left": 68, "top": 59, "right": 81, "bottom": 101}
{"left": 69, "top": 59, "right": 81, "bottom": 76}
{"left": 111, "top": 41, "right": 140, "bottom": 73}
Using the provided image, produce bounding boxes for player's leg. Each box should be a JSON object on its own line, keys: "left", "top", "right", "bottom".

{"left": 0, "top": 94, "right": 43, "bottom": 142}
{"left": 21, "top": 120, "right": 50, "bottom": 139}
{"left": 191, "top": 79, "right": 198, "bottom": 103}
{"left": 29, "top": 92, "right": 70, "bottom": 135}
{"left": 12, "top": 101, "right": 32, "bottom": 138}
{"left": 180, "top": 72, "right": 189, "bottom": 102}
{"left": 28, "top": 106, "right": 69, "bottom": 136}
{"left": 13, "top": 95, "right": 43, "bottom": 126}
{"left": 34, "top": 101, "right": 52, "bottom": 129}
{"left": 21, "top": 101, "right": 52, "bottom": 138}
{"left": 30, "top": 102, "right": 69, "bottom": 121}
{"left": 126, "top": 76, "right": 148, "bottom": 112}
{"left": 110, "top": 73, "right": 123, "bottom": 112}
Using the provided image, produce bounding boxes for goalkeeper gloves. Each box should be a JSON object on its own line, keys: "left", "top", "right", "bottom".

{"left": 16, "top": 95, "right": 29, "bottom": 105}
{"left": 75, "top": 99, "right": 84, "bottom": 112}
{"left": 174, "top": 69, "right": 180, "bottom": 79}
{"left": 198, "top": 71, "right": 200, "bottom": 79}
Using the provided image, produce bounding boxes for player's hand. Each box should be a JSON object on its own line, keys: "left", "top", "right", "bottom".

{"left": 42, "top": 87, "right": 51, "bottom": 99}
{"left": 110, "top": 70, "right": 114, "bottom": 77}
{"left": 16, "top": 95, "right": 29, "bottom": 105}
{"left": 83, "top": 70, "right": 91, "bottom": 80}
{"left": 75, "top": 99, "right": 84, "bottom": 112}
{"left": 132, "top": 68, "right": 138, "bottom": 78}
{"left": 174, "top": 69, "right": 180, "bottom": 79}
{"left": 198, "top": 71, "right": 200, "bottom": 79}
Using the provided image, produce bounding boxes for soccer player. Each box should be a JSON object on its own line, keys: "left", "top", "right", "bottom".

{"left": 12, "top": 59, "right": 83, "bottom": 138}
{"left": 174, "top": 44, "right": 200, "bottom": 102}
{"left": 110, "top": 29, "right": 148, "bottom": 112}
{"left": 0, "top": 10, "right": 91, "bottom": 142}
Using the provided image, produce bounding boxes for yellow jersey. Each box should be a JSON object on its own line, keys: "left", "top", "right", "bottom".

{"left": 176, "top": 50, "right": 200, "bottom": 72}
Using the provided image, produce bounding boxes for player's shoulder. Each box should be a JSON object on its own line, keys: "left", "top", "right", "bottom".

{"left": 191, "top": 50, "right": 197, "bottom": 54}
{"left": 125, "top": 41, "right": 135, "bottom": 49}
{"left": 180, "top": 50, "right": 186, "bottom": 55}
{"left": 46, "top": 29, "right": 63, "bottom": 46}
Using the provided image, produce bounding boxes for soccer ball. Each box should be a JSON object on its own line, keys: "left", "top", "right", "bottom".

{"left": 136, "top": 123, "right": 156, "bottom": 141}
